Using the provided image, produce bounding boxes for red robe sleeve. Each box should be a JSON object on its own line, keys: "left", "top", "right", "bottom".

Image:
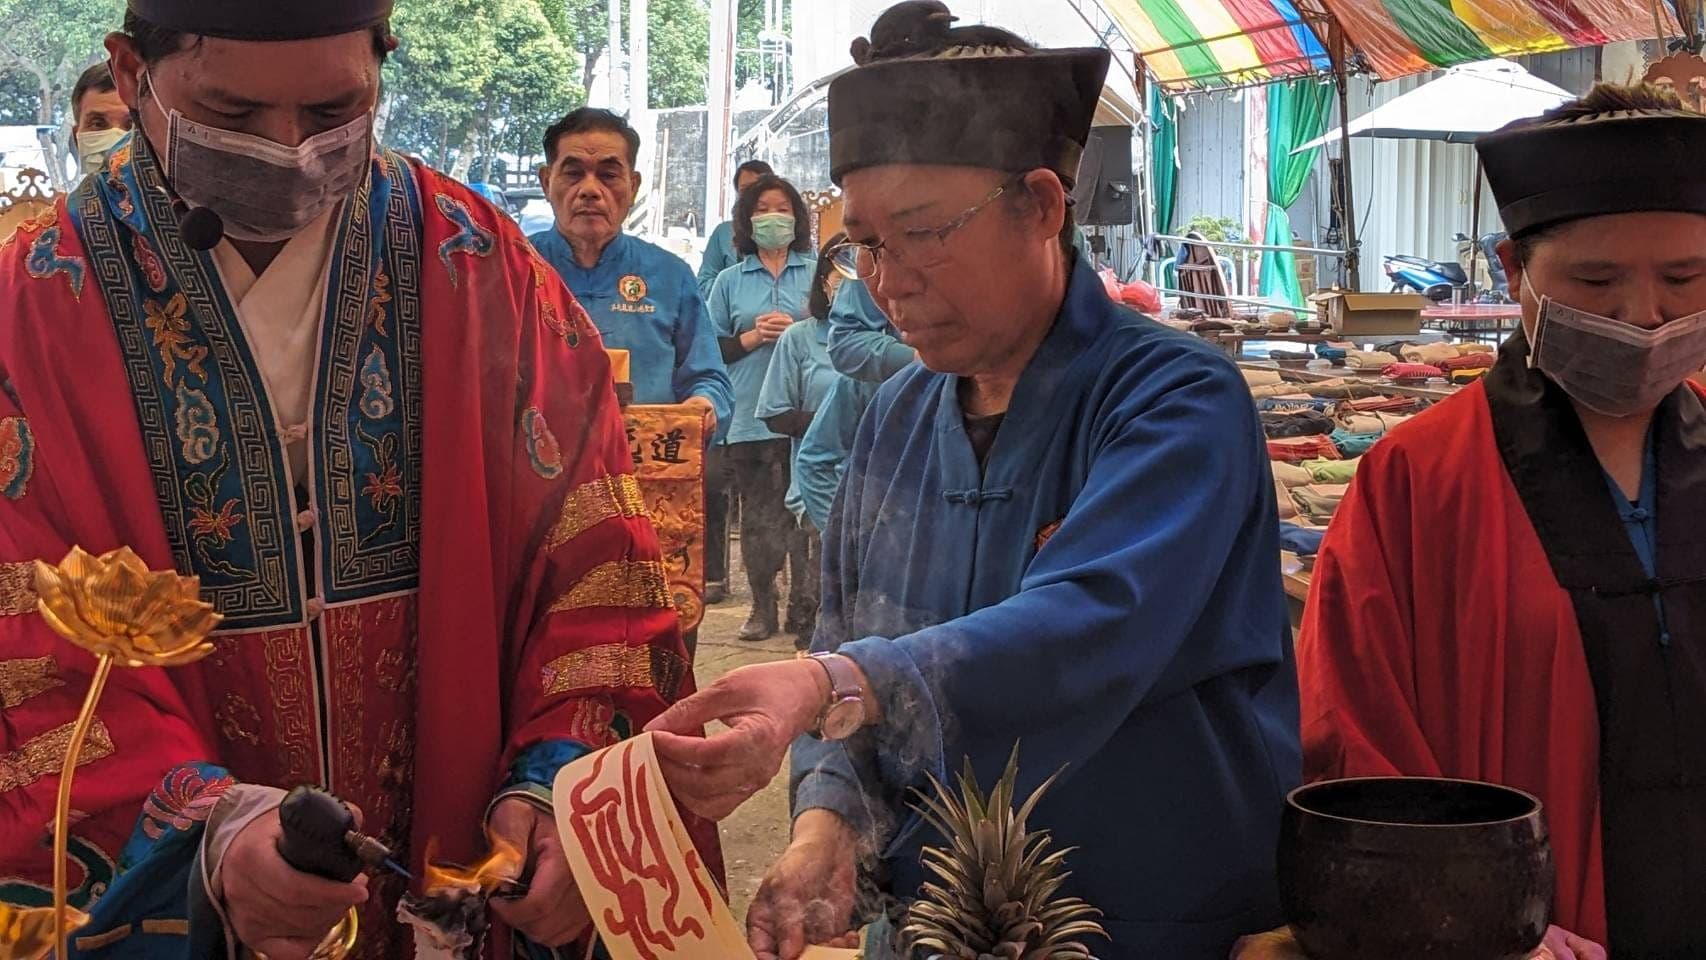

{"left": 409, "top": 170, "right": 713, "bottom": 874}
{"left": 1298, "top": 439, "right": 1446, "bottom": 781}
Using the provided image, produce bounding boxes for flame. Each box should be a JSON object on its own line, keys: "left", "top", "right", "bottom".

{"left": 420, "top": 835, "right": 526, "bottom": 896}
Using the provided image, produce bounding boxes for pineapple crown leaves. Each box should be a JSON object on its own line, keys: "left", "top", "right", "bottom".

{"left": 901, "top": 744, "right": 1107, "bottom": 959}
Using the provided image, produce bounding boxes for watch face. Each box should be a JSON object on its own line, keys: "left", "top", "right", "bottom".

{"left": 820, "top": 697, "right": 864, "bottom": 741}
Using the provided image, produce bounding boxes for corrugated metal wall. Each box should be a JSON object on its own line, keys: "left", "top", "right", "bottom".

{"left": 1173, "top": 93, "right": 1248, "bottom": 231}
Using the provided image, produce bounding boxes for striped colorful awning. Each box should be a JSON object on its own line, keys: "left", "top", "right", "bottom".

{"left": 1111, "top": 0, "right": 1680, "bottom": 92}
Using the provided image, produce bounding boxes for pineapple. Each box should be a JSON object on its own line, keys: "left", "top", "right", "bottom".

{"left": 901, "top": 746, "right": 1107, "bottom": 960}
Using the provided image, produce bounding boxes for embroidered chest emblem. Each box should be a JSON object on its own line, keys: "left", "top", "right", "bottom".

{"left": 0, "top": 416, "right": 34, "bottom": 501}
{"left": 435, "top": 194, "right": 495, "bottom": 287}
{"left": 523, "top": 407, "right": 564, "bottom": 480}
{"left": 618, "top": 275, "right": 648, "bottom": 302}
{"left": 26, "top": 225, "right": 86, "bottom": 300}
{"left": 1035, "top": 518, "right": 1064, "bottom": 552}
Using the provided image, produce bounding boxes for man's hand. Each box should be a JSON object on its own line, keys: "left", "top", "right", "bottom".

{"left": 748, "top": 811, "right": 860, "bottom": 960}
{"left": 645, "top": 659, "right": 831, "bottom": 821}
{"left": 487, "top": 799, "right": 592, "bottom": 948}
{"left": 683, "top": 394, "right": 718, "bottom": 432}
{"left": 223, "top": 809, "right": 369, "bottom": 960}
{"left": 756, "top": 312, "right": 795, "bottom": 344}
{"left": 1228, "top": 926, "right": 1582, "bottom": 960}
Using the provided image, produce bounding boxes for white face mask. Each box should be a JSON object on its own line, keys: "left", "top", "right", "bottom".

{"left": 1528, "top": 293, "right": 1706, "bottom": 418}
{"left": 76, "top": 127, "right": 128, "bottom": 177}
{"left": 148, "top": 77, "right": 373, "bottom": 242}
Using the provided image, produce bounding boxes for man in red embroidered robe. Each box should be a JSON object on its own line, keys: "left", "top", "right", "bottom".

{"left": 0, "top": 2, "right": 713, "bottom": 958}
{"left": 1238, "top": 84, "right": 1706, "bottom": 960}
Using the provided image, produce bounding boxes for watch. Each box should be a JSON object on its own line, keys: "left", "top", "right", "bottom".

{"left": 808, "top": 653, "right": 867, "bottom": 741}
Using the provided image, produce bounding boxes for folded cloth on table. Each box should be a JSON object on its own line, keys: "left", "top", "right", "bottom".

{"left": 1250, "top": 384, "right": 1316, "bottom": 400}
{"left": 1314, "top": 342, "right": 1347, "bottom": 361}
{"left": 1274, "top": 475, "right": 1299, "bottom": 520}
{"left": 1438, "top": 352, "right": 1495, "bottom": 372}
{"left": 1303, "top": 456, "right": 1361, "bottom": 484}
{"left": 1375, "top": 340, "right": 1416, "bottom": 356}
{"left": 1266, "top": 311, "right": 1298, "bottom": 332}
{"left": 1268, "top": 348, "right": 1314, "bottom": 362}
{"left": 1308, "top": 380, "right": 1384, "bottom": 400}
{"left": 1242, "top": 369, "right": 1284, "bottom": 387}
{"left": 1373, "top": 412, "right": 1412, "bottom": 431}
{"left": 1258, "top": 397, "right": 1336, "bottom": 413}
{"left": 1278, "top": 521, "right": 1327, "bottom": 557}
{"left": 1290, "top": 484, "right": 1347, "bottom": 524}
{"left": 1338, "top": 414, "right": 1386, "bottom": 434}
{"left": 1345, "top": 395, "right": 1420, "bottom": 413}
{"left": 1268, "top": 435, "right": 1342, "bottom": 462}
{"left": 1456, "top": 342, "right": 1495, "bottom": 355}
{"left": 1345, "top": 349, "right": 1399, "bottom": 369}
{"left": 1401, "top": 342, "right": 1460, "bottom": 365}
{"left": 1262, "top": 410, "right": 1336, "bottom": 438}
{"left": 1191, "top": 319, "right": 1236, "bottom": 334}
{"left": 1451, "top": 367, "right": 1491, "bottom": 384}
{"left": 1330, "top": 429, "right": 1382, "bottom": 458}
{"left": 1383, "top": 362, "right": 1445, "bottom": 380}
{"left": 1272, "top": 461, "right": 1313, "bottom": 487}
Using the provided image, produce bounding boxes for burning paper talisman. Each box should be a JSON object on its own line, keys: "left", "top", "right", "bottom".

{"left": 622, "top": 406, "right": 709, "bottom": 634}
{"left": 552, "top": 733, "right": 860, "bottom": 960}
{"left": 397, "top": 837, "right": 527, "bottom": 960}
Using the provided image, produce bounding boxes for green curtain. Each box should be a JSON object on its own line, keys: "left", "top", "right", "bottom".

{"left": 1260, "top": 79, "right": 1333, "bottom": 307}
{"left": 1148, "top": 84, "right": 1178, "bottom": 238}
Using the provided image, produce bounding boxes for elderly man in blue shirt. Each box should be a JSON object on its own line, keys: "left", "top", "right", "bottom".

{"left": 697, "top": 159, "right": 775, "bottom": 299}
{"left": 647, "top": 5, "right": 1299, "bottom": 959}
{"left": 530, "top": 108, "right": 734, "bottom": 609}
{"left": 531, "top": 108, "right": 731, "bottom": 426}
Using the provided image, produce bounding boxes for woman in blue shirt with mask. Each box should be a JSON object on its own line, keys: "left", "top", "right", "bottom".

{"left": 709, "top": 175, "right": 818, "bottom": 640}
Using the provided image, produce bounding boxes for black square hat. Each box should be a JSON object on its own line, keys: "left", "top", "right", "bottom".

{"left": 827, "top": 3, "right": 1110, "bottom": 187}
{"left": 1476, "top": 104, "right": 1706, "bottom": 237}
{"left": 126, "top": 0, "right": 394, "bottom": 41}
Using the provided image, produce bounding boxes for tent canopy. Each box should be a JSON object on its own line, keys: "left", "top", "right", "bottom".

{"left": 1109, "top": 0, "right": 1677, "bottom": 93}
{"left": 1292, "top": 58, "right": 1573, "bottom": 150}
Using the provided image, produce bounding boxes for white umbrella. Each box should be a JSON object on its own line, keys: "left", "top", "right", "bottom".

{"left": 1291, "top": 59, "right": 1573, "bottom": 153}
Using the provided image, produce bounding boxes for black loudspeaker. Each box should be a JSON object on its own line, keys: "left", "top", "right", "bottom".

{"left": 1071, "top": 124, "right": 1135, "bottom": 226}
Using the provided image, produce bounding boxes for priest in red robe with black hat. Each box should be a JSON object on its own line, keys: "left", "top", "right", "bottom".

{"left": 0, "top": 2, "right": 711, "bottom": 958}
{"left": 1270, "top": 83, "right": 1706, "bottom": 960}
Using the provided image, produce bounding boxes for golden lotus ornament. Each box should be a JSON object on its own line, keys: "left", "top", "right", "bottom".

{"left": 15, "top": 547, "right": 222, "bottom": 960}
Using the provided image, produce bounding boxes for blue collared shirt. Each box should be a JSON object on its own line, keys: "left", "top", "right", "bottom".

{"left": 709, "top": 250, "right": 817, "bottom": 445}
{"left": 530, "top": 229, "right": 732, "bottom": 427}
{"left": 826, "top": 279, "right": 912, "bottom": 383}
{"left": 756, "top": 317, "right": 838, "bottom": 517}
{"left": 697, "top": 220, "right": 738, "bottom": 299}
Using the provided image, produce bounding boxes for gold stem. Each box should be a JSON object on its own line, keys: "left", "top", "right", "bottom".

{"left": 54, "top": 654, "right": 115, "bottom": 960}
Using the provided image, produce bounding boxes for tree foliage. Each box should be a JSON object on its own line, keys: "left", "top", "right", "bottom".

{"left": 0, "top": 0, "right": 122, "bottom": 185}
{"left": 0, "top": 0, "right": 790, "bottom": 189}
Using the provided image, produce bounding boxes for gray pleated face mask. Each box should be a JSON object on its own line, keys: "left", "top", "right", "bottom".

{"left": 149, "top": 77, "right": 372, "bottom": 243}
{"left": 1529, "top": 294, "right": 1706, "bottom": 418}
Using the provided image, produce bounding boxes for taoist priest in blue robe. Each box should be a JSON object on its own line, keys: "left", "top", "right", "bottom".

{"left": 645, "top": 5, "right": 1300, "bottom": 959}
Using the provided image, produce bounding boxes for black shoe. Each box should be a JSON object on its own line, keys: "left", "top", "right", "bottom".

{"left": 738, "top": 603, "right": 778, "bottom": 642}
{"left": 704, "top": 581, "right": 728, "bottom": 605}
{"left": 784, "top": 610, "right": 815, "bottom": 637}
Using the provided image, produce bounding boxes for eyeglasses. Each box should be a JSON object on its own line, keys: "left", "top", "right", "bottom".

{"left": 826, "top": 177, "right": 1018, "bottom": 282}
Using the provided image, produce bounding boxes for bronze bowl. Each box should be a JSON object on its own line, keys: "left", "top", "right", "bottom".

{"left": 1278, "top": 777, "right": 1553, "bottom": 960}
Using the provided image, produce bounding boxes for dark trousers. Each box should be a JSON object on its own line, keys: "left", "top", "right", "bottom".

{"left": 787, "top": 519, "right": 821, "bottom": 647}
{"left": 705, "top": 444, "right": 731, "bottom": 585}
{"left": 726, "top": 439, "right": 794, "bottom": 605}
